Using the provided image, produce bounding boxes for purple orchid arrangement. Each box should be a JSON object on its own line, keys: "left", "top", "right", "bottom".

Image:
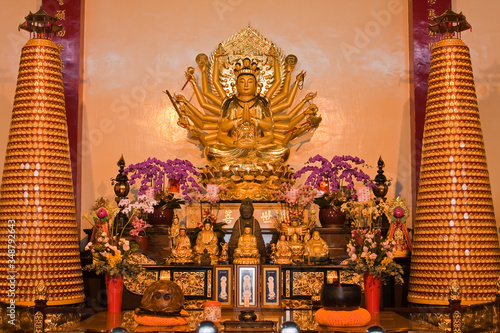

{"left": 123, "top": 157, "right": 203, "bottom": 201}
{"left": 294, "top": 154, "right": 375, "bottom": 197}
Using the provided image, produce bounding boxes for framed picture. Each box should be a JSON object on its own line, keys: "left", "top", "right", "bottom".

{"left": 214, "top": 265, "right": 233, "bottom": 307}
{"left": 261, "top": 266, "right": 280, "bottom": 308}
{"left": 235, "top": 265, "right": 259, "bottom": 308}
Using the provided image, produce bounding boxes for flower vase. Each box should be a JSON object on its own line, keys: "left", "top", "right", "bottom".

{"left": 106, "top": 274, "right": 123, "bottom": 313}
{"left": 149, "top": 206, "right": 174, "bottom": 226}
{"left": 318, "top": 206, "right": 346, "bottom": 228}
{"left": 363, "top": 273, "right": 381, "bottom": 313}
{"left": 135, "top": 235, "right": 150, "bottom": 252}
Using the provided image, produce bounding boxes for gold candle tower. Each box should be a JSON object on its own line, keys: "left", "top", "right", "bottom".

{"left": 408, "top": 10, "right": 500, "bottom": 305}
{"left": 0, "top": 8, "right": 85, "bottom": 306}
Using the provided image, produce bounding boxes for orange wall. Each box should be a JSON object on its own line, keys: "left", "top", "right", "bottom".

{"left": 0, "top": 1, "right": 498, "bottom": 235}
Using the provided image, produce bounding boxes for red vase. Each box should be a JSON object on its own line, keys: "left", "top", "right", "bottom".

{"left": 106, "top": 274, "right": 123, "bottom": 313}
{"left": 135, "top": 235, "right": 150, "bottom": 252}
{"left": 363, "top": 273, "right": 381, "bottom": 313}
{"left": 318, "top": 206, "right": 346, "bottom": 228}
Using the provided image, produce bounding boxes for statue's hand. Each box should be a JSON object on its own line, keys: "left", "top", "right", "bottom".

{"left": 296, "top": 70, "right": 306, "bottom": 83}
{"left": 196, "top": 53, "right": 209, "bottom": 71}
{"left": 266, "top": 43, "right": 279, "bottom": 58}
{"left": 185, "top": 67, "right": 196, "bottom": 83}
{"left": 307, "top": 114, "right": 322, "bottom": 128}
{"left": 304, "top": 92, "right": 317, "bottom": 102}
{"left": 174, "top": 94, "right": 187, "bottom": 104}
{"left": 188, "top": 126, "right": 203, "bottom": 138}
{"left": 214, "top": 43, "right": 228, "bottom": 57}
{"left": 177, "top": 117, "right": 189, "bottom": 129}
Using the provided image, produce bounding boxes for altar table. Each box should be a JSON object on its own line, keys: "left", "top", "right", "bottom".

{"left": 54, "top": 309, "right": 444, "bottom": 332}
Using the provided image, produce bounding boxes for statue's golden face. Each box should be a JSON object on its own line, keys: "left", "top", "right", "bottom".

{"left": 237, "top": 75, "right": 257, "bottom": 96}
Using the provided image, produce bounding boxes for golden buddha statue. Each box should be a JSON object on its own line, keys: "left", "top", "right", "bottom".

{"left": 168, "top": 26, "right": 322, "bottom": 200}
{"left": 304, "top": 231, "right": 329, "bottom": 264}
{"left": 169, "top": 228, "right": 193, "bottom": 264}
{"left": 233, "top": 225, "right": 260, "bottom": 265}
{"left": 274, "top": 234, "right": 292, "bottom": 265}
{"left": 193, "top": 220, "right": 219, "bottom": 265}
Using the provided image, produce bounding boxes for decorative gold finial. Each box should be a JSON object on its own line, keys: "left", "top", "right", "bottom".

{"left": 35, "top": 281, "right": 47, "bottom": 301}
{"left": 18, "top": 7, "right": 63, "bottom": 37}
{"left": 428, "top": 9, "right": 471, "bottom": 39}
{"left": 449, "top": 280, "right": 461, "bottom": 301}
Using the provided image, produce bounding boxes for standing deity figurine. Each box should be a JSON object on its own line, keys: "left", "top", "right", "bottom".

{"left": 388, "top": 196, "right": 412, "bottom": 257}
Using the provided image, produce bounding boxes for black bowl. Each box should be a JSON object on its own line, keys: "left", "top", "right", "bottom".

{"left": 320, "top": 283, "right": 362, "bottom": 311}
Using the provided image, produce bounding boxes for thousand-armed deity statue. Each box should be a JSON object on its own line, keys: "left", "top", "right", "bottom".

{"left": 168, "top": 25, "right": 322, "bottom": 200}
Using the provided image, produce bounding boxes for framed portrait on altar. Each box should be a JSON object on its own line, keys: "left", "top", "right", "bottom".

{"left": 235, "top": 265, "right": 258, "bottom": 308}
{"left": 261, "top": 266, "right": 280, "bottom": 308}
{"left": 214, "top": 265, "right": 233, "bottom": 307}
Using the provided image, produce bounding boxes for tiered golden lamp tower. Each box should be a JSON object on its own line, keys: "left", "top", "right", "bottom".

{"left": 408, "top": 10, "right": 500, "bottom": 305}
{"left": 0, "top": 8, "right": 84, "bottom": 306}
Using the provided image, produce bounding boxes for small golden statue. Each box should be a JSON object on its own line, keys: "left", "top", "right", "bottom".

{"left": 168, "top": 214, "right": 181, "bottom": 249}
{"left": 449, "top": 280, "right": 461, "bottom": 301}
{"left": 289, "top": 233, "right": 305, "bottom": 263}
{"left": 193, "top": 220, "right": 219, "bottom": 265}
{"left": 233, "top": 224, "right": 260, "bottom": 264}
{"left": 274, "top": 233, "right": 292, "bottom": 265}
{"left": 168, "top": 26, "right": 322, "bottom": 200}
{"left": 304, "top": 231, "right": 329, "bottom": 264}
{"left": 169, "top": 228, "right": 194, "bottom": 264}
{"left": 220, "top": 242, "right": 229, "bottom": 263}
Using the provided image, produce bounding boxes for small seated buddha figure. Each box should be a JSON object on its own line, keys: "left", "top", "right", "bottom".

{"left": 304, "top": 231, "right": 329, "bottom": 264}
{"left": 169, "top": 228, "right": 193, "bottom": 264}
{"left": 274, "top": 233, "right": 292, "bottom": 265}
{"left": 233, "top": 224, "right": 260, "bottom": 264}
{"left": 193, "top": 220, "right": 219, "bottom": 265}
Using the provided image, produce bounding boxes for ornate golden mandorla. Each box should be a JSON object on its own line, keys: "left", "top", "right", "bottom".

{"left": 168, "top": 25, "right": 322, "bottom": 200}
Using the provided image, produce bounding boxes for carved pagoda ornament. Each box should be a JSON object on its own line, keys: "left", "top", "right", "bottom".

{"left": 168, "top": 25, "right": 322, "bottom": 200}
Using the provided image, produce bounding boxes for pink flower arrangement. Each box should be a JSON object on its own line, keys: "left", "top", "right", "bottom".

{"left": 129, "top": 216, "right": 152, "bottom": 237}
{"left": 345, "top": 228, "right": 403, "bottom": 284}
